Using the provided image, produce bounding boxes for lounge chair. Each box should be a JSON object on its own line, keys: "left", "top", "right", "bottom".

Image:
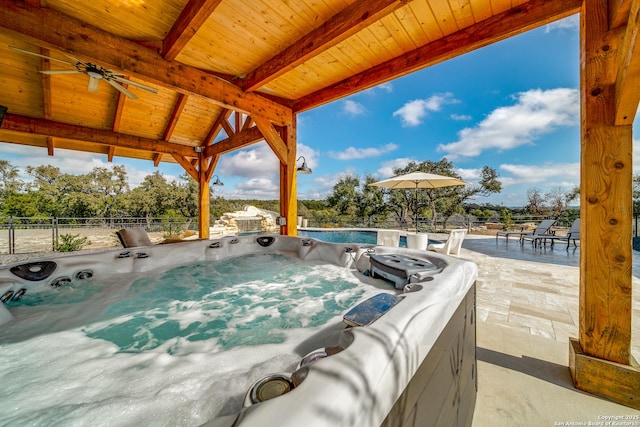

{"left": 496, "top": 219, "right": 556, "bottom": 245}
{"left": 116, "top": 227, "right": 186, "bottom": 248}
{"left": 529, "top": 218, "right": 580, "bottom": 250}
{"left": 427, "top": 229, "right": 467, "bottom": 255}
{"left": 116, "top": 227, "right": 153, "bottom": 247}
{"left": 377, "top": 229, "right": 401, "bottom": 247}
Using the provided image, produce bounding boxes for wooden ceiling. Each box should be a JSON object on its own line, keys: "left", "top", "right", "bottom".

{"left": 0, "top": 0, "right": 626, "bottom": 168}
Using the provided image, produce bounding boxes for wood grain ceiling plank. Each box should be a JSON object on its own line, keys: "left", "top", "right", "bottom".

{"left": 294, "top": 0, "right": 581, "bottom": 111}
{"left": 241, "top": 0, "right": 416, "bottom": 91}
{"left": 427, "top": 0, "right": 459, "bottom": 35}
{"left": 163, "top": 0, "right": 223, "bottom": 61}
{"left": 468, "top": 0, "right": 493, "bottom": 21}
{"left": 0, "top": 0, "right": 293, "bottom": 126}
{"left": 449, "top": 0, "right": 476, "bottom": 28}
{"left": 490, "top": 0, "right": 512, "bottom": 14}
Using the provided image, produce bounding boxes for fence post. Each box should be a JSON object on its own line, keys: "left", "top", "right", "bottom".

{"left": 8, "top": 216, "right": 15, "bottom": 255}
{"left": 52, "top": 217, "right": 58, "bottom": 251}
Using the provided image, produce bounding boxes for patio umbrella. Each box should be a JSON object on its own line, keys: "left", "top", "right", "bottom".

{"left": 369, "top": 172, "right": 467, "bottom": 231}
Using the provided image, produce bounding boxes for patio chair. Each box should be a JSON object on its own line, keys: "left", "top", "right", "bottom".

{"left": 116, "top": 227, "right": 153, "bottom": 247}
{"left": 427, "top": 229, "right": 467, "bottom": 256}
{"left": 377, "top": 229, "right": 401, "bottom": 247}
{"left": 529, "top": 218, "right": 580, "bottom": 250}
{"left": 495, "top": 219, "right": 556, "bottom": 245}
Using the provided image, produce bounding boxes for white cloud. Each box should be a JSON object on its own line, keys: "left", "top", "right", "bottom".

{"left": 393, "top": 93, "right": 458, "bottom": 127}
{"left": 499, "top": 162, "right": 580, "bottom": 185}
{"left": 329, "top": 143, "right": 398, "bottom": 160}
{"left": 375, "top": 157, "right": 416, "bottom": 178}
{"left": 342, "top": 100, "right": 367, "bottom": 116}
{"left": 376, "top": 82, "right": 393, "bottom": 93}
{"left": 438, "top": 88, "right": 579, "bottom": 159}
{"left": 451, "top": 114, "right": 472, "bottom": 121}
{"left": 455, "top": 168, "right": 482, "bottom": 180}
{"left": 545, "top": 15, "right": 579, "bottom": 33}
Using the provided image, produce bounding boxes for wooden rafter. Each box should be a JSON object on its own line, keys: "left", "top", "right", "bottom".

{"left": 109, "top": 90, "right": 128, "bottom": 162}
{"left": 0, "top": 0, "right": 293, "bottom": 126}
{"left": 204, "top": 126, "right": 264, "bottom": 158}
{"left": 293, "top": 0, "right": 582, "bottom": 112}
{"left": 153, "top": 153, "right": 163, "bottom": 167}
{"left": 240, "top": 0, "right": 413, "bottom": 91}
{"left": 173, "top": 154, "right": 199, "bottom": 181}
{"left": 163, "top": 0, "right": 223, "bottom": 61}
{"left": 1, "top": 113, "right": 194, "bottom": 157}
{"left": 40, "top": 47, "right": 54, "bottom": 156}
{"left": 610, "top": 0, "right": 633, "bottom": 29}
{"left": 163, "top": 93, "right": 188, "bottom": 140}
{"left": 203, "top": 109, "right": 232, "bottom": 146}
{"left": 254, "top": 116, "right": 287, "bottom": 163}
{"left": 615, "top": 0, "right": 640, "bottom": 125}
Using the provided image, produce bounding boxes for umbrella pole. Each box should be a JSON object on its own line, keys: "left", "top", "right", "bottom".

{"left": 415, "top": 184, "right": 418, "bottom": 233}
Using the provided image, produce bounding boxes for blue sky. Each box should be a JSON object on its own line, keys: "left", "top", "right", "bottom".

{"left": 2, "top": 15, "right": 639, "bottom": 207}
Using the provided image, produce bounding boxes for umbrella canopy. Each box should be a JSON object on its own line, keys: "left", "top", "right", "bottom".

{"left": 368, "top": 172, "right": 467, "bottom": 189}
{"left": 369, "top": 172, "right": 467, "bottom": 231}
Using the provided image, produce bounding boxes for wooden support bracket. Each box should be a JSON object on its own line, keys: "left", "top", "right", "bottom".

{"left": 569, "top": 338, "right": 640, "bottom": 410}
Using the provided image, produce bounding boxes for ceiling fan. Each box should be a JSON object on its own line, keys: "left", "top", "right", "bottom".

{"left": 10, "top": 46, "right": 158, "bottom": 100}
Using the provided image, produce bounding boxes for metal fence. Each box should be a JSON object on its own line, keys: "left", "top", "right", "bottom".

{"left": 0, "top": 217, "right": 196, "bottom": 255}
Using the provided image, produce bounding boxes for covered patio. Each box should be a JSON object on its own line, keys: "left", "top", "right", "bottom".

{"left": 0, "top": 0, "right": 639, "bottom": 413}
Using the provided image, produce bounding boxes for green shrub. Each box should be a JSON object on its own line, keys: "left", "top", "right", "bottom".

{"left": 56, "top": 233, "right": 91, "bottom": 252}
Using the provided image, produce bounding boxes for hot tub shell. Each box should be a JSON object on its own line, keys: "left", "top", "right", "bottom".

{"left": 0, "top": 235, "right": 477, "bottom": 427}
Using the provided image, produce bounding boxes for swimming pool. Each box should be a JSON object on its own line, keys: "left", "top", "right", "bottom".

{"left": 0, "top": 235, "right": 477, "bottom": 427}
{"left": 298, "top": 229, "right": 408, "bottom": 246}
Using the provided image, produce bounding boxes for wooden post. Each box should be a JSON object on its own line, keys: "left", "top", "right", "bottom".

{"left": 570, "top": 0, "right": 640, "bottom": 409}
{"left": 279, "top": 117, "right": 298, "bottom": 236}
{"left": 198, "top": 151, "right": 211, "bottom": 240}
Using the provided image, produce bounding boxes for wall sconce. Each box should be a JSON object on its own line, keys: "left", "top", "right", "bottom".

{"left": 296, "top": 156, "right": 312, "bottom": 174}
{"left": 211, "top": 175, "right": 224, "bottom": 186}
{"left": 193, "top": 146, "right": 202, "bottom": 153}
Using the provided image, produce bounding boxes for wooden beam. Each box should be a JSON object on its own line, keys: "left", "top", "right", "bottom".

{"left": 610, "top": 0, "right": 633, "bottom": 29}
{"left": 293, "top": 0, "right": 582, "bottom": 112}
{"left": 40, "top": 47, "right": 51, "bottom": 120}
{"left": 153, "top": 153, "right": 162, "bottom": 167}
{"left": 172, "top": 154, "right": 199, "bottom": 181}
{"left": 163, "top": 93, "right": 188, "bottom": 140}
{"left": 203, "top": 108, "right": 232, "bottom": 145}
{"left": 240, "top": 0, "right": 414, "bottom": 91}
{"left": 253, "top": 116, "right": 287, "bottom": 163}
{"left": 571, "top": 0, "right": 640, "bottom": 410}
{"left": 204, "top": 126, "right": 264, "bottom": 157}
{"left": 46, "top": 136, "right": 53, "bottom": 156}
{"left": 108, "top": 145, "right": 115, "bottom": 162}
{"left": 615, "top": 0, "right": 640, "bottom": 125}
{"left": 0, "top": 0, "right": 293, "bottom": 126}
{"left": 196, "top": 151, "right": 219, "bottom": 239}
{"left": 279, "top": 121, "right": 297, "bottom": 236}
{"left": 163, "top": 0, "right": 223, "bottom": 61}
{"left": 1, "top": 113, "right": 194, "bottom": 157}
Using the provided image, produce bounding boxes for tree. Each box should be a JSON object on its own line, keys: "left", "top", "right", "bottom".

{"left": 326, "top": 175, "right": 360, "bottom": 218}
{"left": 525, "top": 188, "right": 546, "bottom": 214}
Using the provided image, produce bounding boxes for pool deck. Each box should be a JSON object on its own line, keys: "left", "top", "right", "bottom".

{"left": 444, "top": 233, "right": 640, "bottom": 426}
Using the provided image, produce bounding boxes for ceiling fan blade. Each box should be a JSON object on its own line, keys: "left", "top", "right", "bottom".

{"left": 40, "top": 69, "right": 82, "bottom": 75}
{"left": 9, "top": 46, "right": 75, "bottom": 66}
{"left": 87, "top": 76, "right": 100, "bottom": 92}
{"left": 105, "top": 78, "right": 138, "bottom": 100}
{"left": 112, "top": 76, "right": 158, "bottom": 94}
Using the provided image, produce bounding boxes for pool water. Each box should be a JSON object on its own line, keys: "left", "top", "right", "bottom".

{"left": 298, "top": 229, "right": 408, "bottom": 247}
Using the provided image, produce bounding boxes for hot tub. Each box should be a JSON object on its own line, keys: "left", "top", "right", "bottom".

{"left": 0, "top": 235, "right": 477, "bottom": 427}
